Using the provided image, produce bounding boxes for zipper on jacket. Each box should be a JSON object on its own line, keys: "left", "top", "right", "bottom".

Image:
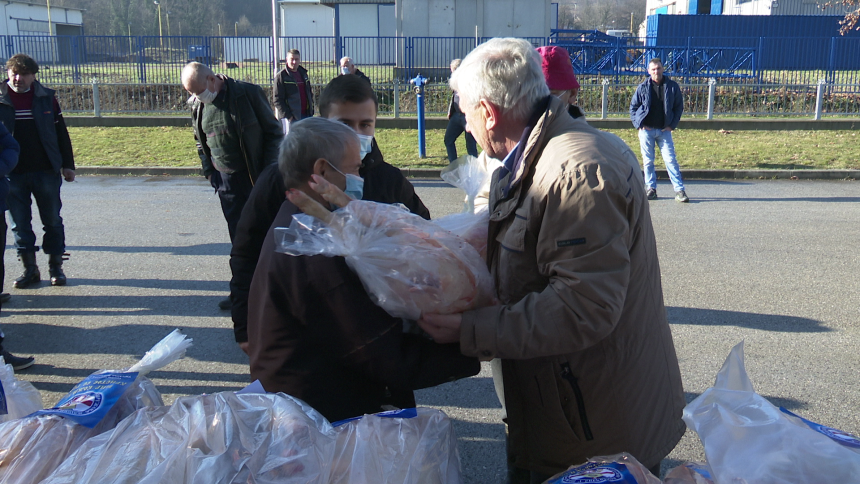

{"left": 560, "top": 362, "right": 594, "bottom": 441}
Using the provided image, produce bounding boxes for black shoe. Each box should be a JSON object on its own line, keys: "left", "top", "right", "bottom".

{"left": 13, "top": 252, "right": 40, "bottom": 289}
{"left": 0, "top": 293, "right": 9, "bottom": 304}
{"left": 218, "top": 298, "right": 232, "bottom": 311}
{"left": 1, "top": 351, "right": 35, "bottom": 371}
{"left": 646, "top": 188, "right": 658, "bottom": 200}
{"left": 675, "top": 190, "right": 690, "bottom": 203}
{"left": 48, "top": 253, "right": 68, "bottom": 286}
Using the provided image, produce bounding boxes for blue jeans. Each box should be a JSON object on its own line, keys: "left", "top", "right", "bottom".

{"left": 7, "top": 170, "right": 66, "bottom": 255}
{"left": 638, "top": 127, "right": 685, "bottom": 192}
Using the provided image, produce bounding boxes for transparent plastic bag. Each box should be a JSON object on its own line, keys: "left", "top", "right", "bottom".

{"left": 330, "top": 407, "right": 463, "bottom": 484}
{"left": 0, "top": 356, "right": 42, "bottom": 423}
{"left": 0, "top": 329, "right": 191, "bottom": 483}
{"left": 543, "top": 453, "right": 661, "bottom": 484}
{"left": 276, "top": 200, "right": 495, "bottom": 320}
{"left": 683, "top": 341, "right": 860, "bottom": 483}
{"left": 663, "top": 462, "right": 715, "bottom": 484}
{"left": 41, "top": 392, "right": 337, "bottom": 484}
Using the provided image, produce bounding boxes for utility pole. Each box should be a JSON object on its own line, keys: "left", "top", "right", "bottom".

{"left": 272, "top": 0, "right": 280, "bottom": 78}
{"left": 154, "top": 1, "right": 163, "bottom": 48}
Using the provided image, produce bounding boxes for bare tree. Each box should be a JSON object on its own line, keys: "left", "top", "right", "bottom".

{"left": 823, "top": 0, "right": 859, "bottom": 33}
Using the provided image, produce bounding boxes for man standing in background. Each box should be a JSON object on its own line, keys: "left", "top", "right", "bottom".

{"left": 181, "top": 62, "right": 282, "bottom": 311}
{"left": 338, "top": 56, "right": 371, "bottom": 84}
{"left": 444, "top": 59, "right": 478, "bottom": 163}
{"left": 629, "top": 57, "right": 688, "bottom": 203}
{"left": 0, "top": 54, "right": 75, "bottom": 290}
{"left": 275, "top": 49, "right": 314, "bottom": 125}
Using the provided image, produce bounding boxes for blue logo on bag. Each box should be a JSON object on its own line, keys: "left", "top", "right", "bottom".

{"left": 780, "top": 407, "right": 860, "bottom": 449}
{"left": 547, "top": 462, "right": 635, "bottom": 484}
{"left": 0, "top": 380, "right": 7, "bottom": 416}
{"left": 30, "top": 371, "right": 138, "bottom": 428}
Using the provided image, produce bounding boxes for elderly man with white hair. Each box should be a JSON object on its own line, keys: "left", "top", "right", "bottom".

{"left": 418, "top": 38, "right": 685, "bottom": 482}
{"left": 338, "top": 56, "right": 371, "bottom": 84}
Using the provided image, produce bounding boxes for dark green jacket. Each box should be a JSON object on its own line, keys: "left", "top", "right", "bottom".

{"left": 191, "top": 75, "right": 282, "bottom": 183}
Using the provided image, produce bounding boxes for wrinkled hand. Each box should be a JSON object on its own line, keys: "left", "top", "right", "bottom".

{"left": 62, "top": 168, "right": 75, "bottom": 182}
{"left": 417, "top": 313, "right": 462, "bottom": 344}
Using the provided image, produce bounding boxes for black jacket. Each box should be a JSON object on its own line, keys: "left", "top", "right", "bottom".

{"left": 191, "top": 75, "right": 282, "bottom": 182}
{"left": 0, "top": 80, "right": 75, "bottom": 174}
{"left": 353, "top": 68, "right": 371, "bottom": 85}
{"left": 248, "top": 200, "right": 479, "bottom": 423}
{"left": 230, "top": 140, "right": 430, "bottom": 343}
{"left": 274, "top": 66, "right": 314, "bottom": 120}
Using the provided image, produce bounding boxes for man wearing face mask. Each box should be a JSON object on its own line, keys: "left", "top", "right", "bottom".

{"left": 229, "top": 74, "right": 429, "bottom": 354}
{"left": 338, "top": 56, "right": 371, "bottom": 85}
{"left": 181, "top": 61, "right": 282, "bottom": 310}
{"left": 246, "top": 117, "right": 478, "bottom": 421}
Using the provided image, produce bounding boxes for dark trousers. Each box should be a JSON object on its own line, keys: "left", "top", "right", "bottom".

{"left": 444, "top": 113, "right": 478, "bottom": 162}
{"left": 7, "top": 170, "right": 65, "bottom": 255}
{"left": 1, "top": 212, "right": 6, "bottom": 352}
{"left": 212, "top": 170, "right": 254, "bottom": 243}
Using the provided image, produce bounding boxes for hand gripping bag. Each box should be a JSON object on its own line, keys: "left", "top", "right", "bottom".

{"left": 41, "top": 391, "right": 336, "bottom": 484}
{"left": 0, "top": 329, "right": 191, "bottom": 483}
{"left": 683, "top": 341, "right": 860, "bottom": 483}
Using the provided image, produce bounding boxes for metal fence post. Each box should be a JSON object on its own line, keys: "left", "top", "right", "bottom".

{"left": 814, "top": 78, "right": 826, "bottom": 121}
{"left": 393, "top": 79, "right": 400, "bottom": 118}
{"left": 92, "top": 79, "right": 101, "bottom": 117}
{"left": 707, "top": 77, "right": 717, "bottom": 120}
{"left": 601, "top": 79, "right": 610, "bottom": 120}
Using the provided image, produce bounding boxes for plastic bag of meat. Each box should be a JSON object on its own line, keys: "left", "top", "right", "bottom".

{"left": 432, "top": 154, "right": 503, "bottom": 260}
{"left": 276, "top": 176, "right": 495, "bottom": 320}
{"left": 683, "top": 341, "right": 860, "bottom": 483}
{"left": 329, "top": 407, "right": 463, "bottom": 484}
{"left": 663, "top": 462, "right": 715, "bottom": 484}
{"left": 543, "top": 453, "right": 661, "bottom": 484}
{"left": 41, "top": 391, "right": 336, "bottom": 484}
{"left": 0, "top": 329, "right": 191, "bottom": 483}
{"left": 0, "top": 356, "right": 43, "bottom": 424}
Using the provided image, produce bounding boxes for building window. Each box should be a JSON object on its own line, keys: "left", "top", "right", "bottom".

{"left": 17, "top": 19, "right": 51, "bottom": 35}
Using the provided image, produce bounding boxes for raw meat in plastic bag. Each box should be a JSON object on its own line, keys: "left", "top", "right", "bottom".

{"left": 543, "top": 453, "right": 661, "bottom": 484}
{"left": 329, "top": 407, "right": 462, "bottom": 484}
{"left": 41, "top": 392, "right": 336, "bottom": 484}
{"left": 0, "top": 356, "right": 42, "bottom": 423}
{"left": 683, "top": 341, "right": 860, "bottom": 483}
{"left": 276, "top": 197, "right": 495, "bottom": 320}
{"left": 0, "top": 329, "right": 191, "bottom": 483}
{"left": 662, "top": 462, "right": 715, "bottom": 484}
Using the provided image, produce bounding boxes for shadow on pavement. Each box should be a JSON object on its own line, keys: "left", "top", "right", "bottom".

{"left": 667, "top": 307, "right": 832, "bottom": 333}
{"left": 4, "top": 294, "right": 233, "bottom": 317}
{"left": 48, "top": 278, "right": 228, "bottom": 291}
{"left": 65, "top": 243, "right": 231, "bottom": 256}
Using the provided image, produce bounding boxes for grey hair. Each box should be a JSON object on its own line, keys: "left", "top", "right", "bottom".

{"left": 340, "top": 56, "right": 353, "bottom": 65}
{"left": 450, "top": 58, "right": 461, "bottom": 71}
{"left": 450, "top": 38, "right": 549, "bottom": 124}
{"left": 181, "top": 61, "right": 213, "bottom": 87}
{"left": 279, "top": 117, "right": 359, "bottom": 189}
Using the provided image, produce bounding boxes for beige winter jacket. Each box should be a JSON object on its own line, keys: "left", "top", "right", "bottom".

{"left": 460, "top": 96, "right": 685, "bottom": 475}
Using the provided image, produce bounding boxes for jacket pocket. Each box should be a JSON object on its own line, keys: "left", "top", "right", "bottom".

{"left": 498, "top": 210, "right": 528, "bottom": 253}
{"left": 560, "top": 362, "right": 594, "bottom": 441}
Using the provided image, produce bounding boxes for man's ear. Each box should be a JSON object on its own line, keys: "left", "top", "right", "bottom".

{"left": 312, "top": 158, "right": 328, "bottom": 177}
{"left": 479, "top": 99, "right": 502, "bottom": 131}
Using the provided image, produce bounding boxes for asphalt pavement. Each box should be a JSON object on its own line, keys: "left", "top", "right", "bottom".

{"left": 3, "top": 176, "right": 859, "bottom": 483}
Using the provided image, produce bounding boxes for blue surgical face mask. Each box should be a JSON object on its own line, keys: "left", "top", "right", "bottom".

{"left": 327, "top": 161, "right": 364, "bottom": 200}
{"left": 356, "top": 134, "right": 373, "bottom": 160}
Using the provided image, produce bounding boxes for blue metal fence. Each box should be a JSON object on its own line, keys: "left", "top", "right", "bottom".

{"left": 3, "top": 34, "right": 860, "bottom": 86}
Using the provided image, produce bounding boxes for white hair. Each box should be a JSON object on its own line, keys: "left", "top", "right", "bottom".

{"left": 279, "top": 117, "right": 359, "bottom": 189}
{"left": 450, "top": 38, "right": 549, "bottom": 124}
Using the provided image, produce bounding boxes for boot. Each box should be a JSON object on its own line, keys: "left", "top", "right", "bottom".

{"left": 13, "top": 252, "right": 40, "bottom": 289}
{"left": 48, "top": 253, "right": 68, "bottom": 286}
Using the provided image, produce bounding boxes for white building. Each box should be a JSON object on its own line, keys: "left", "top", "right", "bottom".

{"left": 1, "top": 0, "right": 85, "bottom": 64}
{"left": 644, "top": 0, "right": 852, "bottom": 19}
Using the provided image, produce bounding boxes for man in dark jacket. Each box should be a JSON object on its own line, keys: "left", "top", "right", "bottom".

{"left": 629, "top": 57, "right": 689, "bottom": 203}
{"left": 275, "top": 49, "right": 314, "bottom": 123}
{"left": 338, "top": 56, "right": 371, "bottom": 85}
{"left": 0, "top": 54, "right": 75, "bottom": 289}
{"left": 181, "top": 62, "right": 282, "bottom": 310}
{"left": 248, "top": 117, "right": 479, "bottom": 422}
{"left": 444, "top": 58, "right": 478, "bottom": 163}
{"left": 230, "top": 74, "right": 429, "bottom": 353}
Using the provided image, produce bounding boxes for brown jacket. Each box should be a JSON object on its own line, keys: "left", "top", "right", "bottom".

{"left": 460, "top": 96, "right": 685, "bottom": 474}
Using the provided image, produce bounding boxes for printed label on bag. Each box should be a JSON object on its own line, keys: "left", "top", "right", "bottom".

{"left": 331, "top": 407, "right": 419, "bottom": 427}
{"left": 781, "top": 407, "right": 860, "bottom": 449}
{"left": 0, "top": 380, "right": 7, "bottom": 415}
{"left": 546, "top": 461, "right": 639, "bottom": 484}
{"left": 30, "top": 371, "right": 138, "bottom": 428}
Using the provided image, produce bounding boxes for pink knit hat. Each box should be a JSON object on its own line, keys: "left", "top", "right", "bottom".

{"left": 536, "top": 46, "right": 580, "bottom": 91}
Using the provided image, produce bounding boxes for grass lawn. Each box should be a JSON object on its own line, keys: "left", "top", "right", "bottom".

{"left": 67, "top": 126, "right": 860, "bottom": 171}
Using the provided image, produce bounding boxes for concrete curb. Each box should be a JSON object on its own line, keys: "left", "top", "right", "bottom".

{"left": 74, "top": 166, "right": 859, "bottom": 180}
{"left": 65, "top": 116, "right": 860, "bottom": 131}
